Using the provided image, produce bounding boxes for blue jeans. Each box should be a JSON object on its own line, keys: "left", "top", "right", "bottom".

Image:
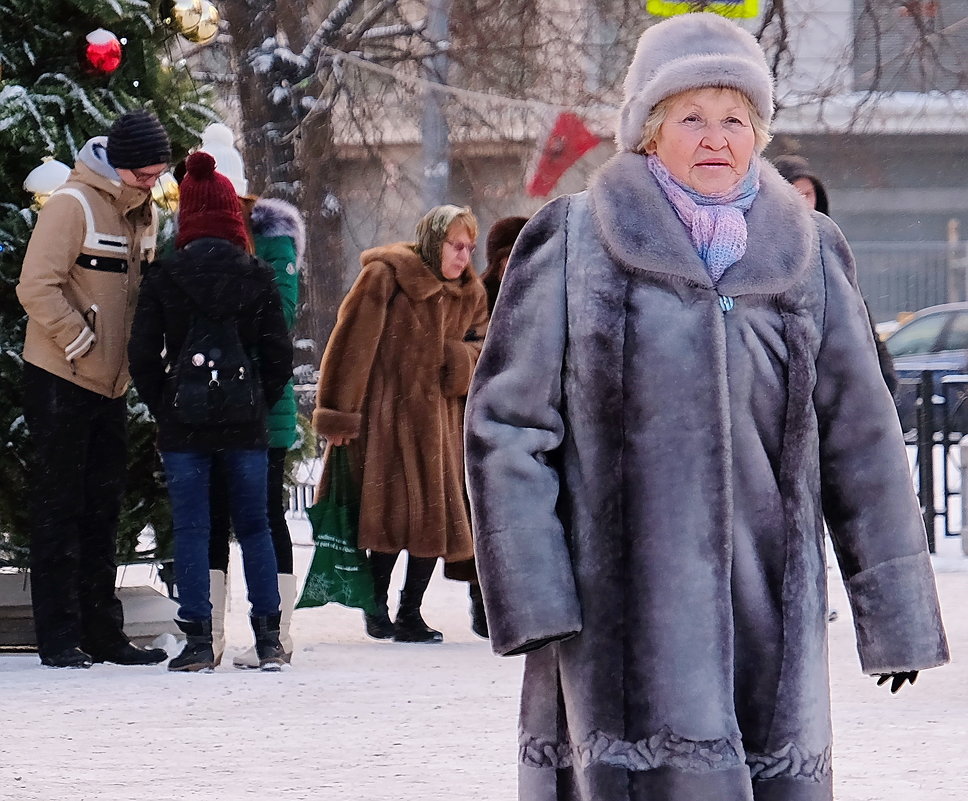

{"left": 161, "top": 449, "right": 280, "bottom": 621}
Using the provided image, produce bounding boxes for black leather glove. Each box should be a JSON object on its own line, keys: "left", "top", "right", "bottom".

{"left": 876, "top": 671, "right": 919, "bottom": 693}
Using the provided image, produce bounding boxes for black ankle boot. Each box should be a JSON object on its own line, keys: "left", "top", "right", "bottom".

{"left": 40, "top": 647, "right": 93, "bottom": 669}
{"left": 393, "top": 590, "right": 443, "bottom": 644}
{"left": 469, "top": 583, "right": 489, "bottom": 639}
{"left": 251, "top": 613, "right": 285, "bottom": 671}
{"left": 168, "top": 619, "right": 215, "bottom": 672}
{"left": 364, "top": 605, "right": 395, "bottom": 640}
{"left": 88, "top": 640, "right": 168, "bottom": 665}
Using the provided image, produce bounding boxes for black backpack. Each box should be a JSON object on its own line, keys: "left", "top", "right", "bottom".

{"left": 165, "top": 294, "right": 264, "bottom": 427}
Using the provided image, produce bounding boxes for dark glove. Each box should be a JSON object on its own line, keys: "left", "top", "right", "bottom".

{"left": 876, "top": 671, "right": 918, "bottom": 693}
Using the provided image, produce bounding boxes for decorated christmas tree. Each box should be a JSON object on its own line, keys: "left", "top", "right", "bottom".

{"left": 0, "top": 0, "right": 216, "bottom": 566}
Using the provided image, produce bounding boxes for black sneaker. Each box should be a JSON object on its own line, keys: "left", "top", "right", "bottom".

{"left": 40, "top": 647, "right": 93, "bottom": 669}
{"left": 88, "top": 641, "right": 168, "bottom": 665}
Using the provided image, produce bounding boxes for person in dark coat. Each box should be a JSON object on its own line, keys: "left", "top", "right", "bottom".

{"left": 773, "top": 154, "right": 898, "bottom": 394}
{"left": 447, "top": 214, "right": 530, "bottom": 640}
{"left": 221, "top": 196, "right": 304, "bottom": 668}
{"left": 128, "top": 151, "right": 293, "bottom": 672}
{"left": 481, "top": 216, "right": 529, "bottom": 313}
{"left": 190, "top": 123, "right": 307, "bottom": 668}
{"left": 465, "top": 14, "right": 948, "bottom": 801}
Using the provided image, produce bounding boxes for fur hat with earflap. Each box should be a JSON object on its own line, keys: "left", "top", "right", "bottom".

{"left": 616, "top": 13, "right": 774, "bottom": 153}
{"left": 175, "top": 151, "right": 251, "bottom": 253}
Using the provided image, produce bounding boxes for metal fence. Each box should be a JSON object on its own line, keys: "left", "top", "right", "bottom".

{"left": 285, "top": 458, "right": 322, "bottom": 520}
{"left": 852, "top": 241, "right": 959, "bottom": 323}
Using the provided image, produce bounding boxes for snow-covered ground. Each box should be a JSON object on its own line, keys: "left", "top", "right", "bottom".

{"left": 0, "top": 515, "right": 965, "bottom": 800}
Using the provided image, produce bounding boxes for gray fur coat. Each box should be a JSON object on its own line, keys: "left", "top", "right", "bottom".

{"left": 464, "top": 152, "right": 949, "bottom": 801}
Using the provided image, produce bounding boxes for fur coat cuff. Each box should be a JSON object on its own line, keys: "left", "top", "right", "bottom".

{"left": 312, "top": 407, "right": 361, "bottom": 439}
{"left": 476, "top": 526, "right": 583, "bottom": 656}
{"left": 441, "top": 339, "right": 477, "bottom": 398}
{"left": 846, "top": 550, "right": 950, "bottom": 674}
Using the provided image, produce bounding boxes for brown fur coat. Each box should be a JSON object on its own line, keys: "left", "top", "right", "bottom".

{"left": 313, "top": 242, "right": 489, "bottom": 560}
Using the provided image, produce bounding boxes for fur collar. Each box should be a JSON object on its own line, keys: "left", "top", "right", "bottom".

{"left": 361, "top": 242, "right": 478, "bottom": 302}
{"left": 588, "top": 152, "right": 815, "bottom": 296}
{"left": 250, "top": 197, "right": 305, "bottom": 266}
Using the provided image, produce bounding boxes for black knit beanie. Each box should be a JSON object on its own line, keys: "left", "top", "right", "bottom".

{"left": 107, "top": 110, "right": 172, "bottom": 170}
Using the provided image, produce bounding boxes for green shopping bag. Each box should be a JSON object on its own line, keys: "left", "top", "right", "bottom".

{"left": 296, "top": 446, "right": 377, "bottom": 613}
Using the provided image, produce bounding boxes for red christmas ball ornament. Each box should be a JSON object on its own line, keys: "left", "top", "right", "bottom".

{"left": 79, "top": 28, "right": 123, "bottom": 75}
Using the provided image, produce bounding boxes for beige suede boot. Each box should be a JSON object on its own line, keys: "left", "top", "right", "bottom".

{"left": 209, "top": 569, "right": 227, "bottom": 666}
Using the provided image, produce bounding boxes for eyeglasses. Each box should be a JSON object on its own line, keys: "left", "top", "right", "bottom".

{"left": 445, "top": 239, "right": 476, "bottom": 256}
{"left": 129, "top": 166, "right": 168, "bottom": 185}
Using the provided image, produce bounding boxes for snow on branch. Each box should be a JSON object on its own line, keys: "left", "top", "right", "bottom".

{"left": 39, "top": 74, "right": 113, "bottom": 126}
{"left": 250, "top": 37, "right": 278, "bottom": 75}
{"left": 0, "top": 86, "right": 56, "bottom": 150}
{"left": 360, "top": 23, "right": 419, "bottom": 41}
{"left": 273, "top": 46, "right": 309, "bottom": 72}
{"left": 302, "top": 0, "right": 365, "bottom": 64}
{"left": 346, "top": 0, "right": 404, "bottom": 43}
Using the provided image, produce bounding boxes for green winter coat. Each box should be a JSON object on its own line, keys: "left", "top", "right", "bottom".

{"left": 250, "top": 198, "right": 304, "bottom": 450}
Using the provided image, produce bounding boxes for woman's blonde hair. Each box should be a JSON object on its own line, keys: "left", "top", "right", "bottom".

{"left": 636, "top": 88, "right": 772, "bottom": 156}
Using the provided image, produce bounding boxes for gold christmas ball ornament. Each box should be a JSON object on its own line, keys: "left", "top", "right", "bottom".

{"left": 24, "top": 157, "right": 71, "bottom": 209}
{"left": 151, "top": 172, "right": 180, "bottom": 212}
{"left": 182, "top": 1, "right": 220, "bottom": 45}
{"left": 162, "top": 0, "right": 203, "bottom": 37}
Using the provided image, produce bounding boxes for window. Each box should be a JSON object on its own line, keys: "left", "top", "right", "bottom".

{"left": 853, "top": 0, "right": 968, "bottom": 92}
{"left": 940, "top": 310, "right": 968, "bottom": 350}
{"left": 886, "top": 312, "right": 949, "bottom": 356}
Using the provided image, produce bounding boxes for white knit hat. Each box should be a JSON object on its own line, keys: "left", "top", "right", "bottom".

{"left": 616, "top": 13, "right": 774, "bottom": 153}
{"left": 200, "top": 122, "right": 248, "bottom": 196}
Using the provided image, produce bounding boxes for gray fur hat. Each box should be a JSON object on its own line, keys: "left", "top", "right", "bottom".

{"left": 617, "top": 13, "right": 774, "bottom": 152}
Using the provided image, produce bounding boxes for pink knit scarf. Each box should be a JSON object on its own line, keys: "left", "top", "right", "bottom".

{"left": 647, "top": 155, "right": 761, "bottom": 283}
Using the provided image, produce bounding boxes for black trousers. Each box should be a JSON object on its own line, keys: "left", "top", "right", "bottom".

{"left": 22, "top": 363, "right": 128, "bottom": 657}
{"left": 208, "top": 447, "right": 293, "bottom": 574}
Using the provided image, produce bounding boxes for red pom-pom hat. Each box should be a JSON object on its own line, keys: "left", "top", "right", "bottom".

{"left": 175, "top": 151, "right": 251, "bottom": 253}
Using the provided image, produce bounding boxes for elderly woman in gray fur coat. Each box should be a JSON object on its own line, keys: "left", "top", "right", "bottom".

{"left": 464, "top": 13, "right": 948, "bottom": 801}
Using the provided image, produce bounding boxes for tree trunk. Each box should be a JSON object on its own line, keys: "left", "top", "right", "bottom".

{"left": 294, "top": 114, "right": 345, "bottom": 359}
{"left": 221, "top": 0, "right": 346, "bottom": 363}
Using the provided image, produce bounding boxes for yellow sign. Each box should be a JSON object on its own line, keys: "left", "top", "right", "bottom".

{"left": 646, "top": 0, "right": 759, "bottom": 19}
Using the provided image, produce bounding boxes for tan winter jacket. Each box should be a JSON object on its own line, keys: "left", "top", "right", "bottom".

{"left": 17, "top": 140, "right": 158, "bottom": 398}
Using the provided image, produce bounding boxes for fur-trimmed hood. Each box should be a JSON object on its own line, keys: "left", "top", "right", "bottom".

{"left": 361, "top": 241, "right": 482, "bottom": 302}
{"left": 250, "top": 197, "right": 305, "bottom": 267}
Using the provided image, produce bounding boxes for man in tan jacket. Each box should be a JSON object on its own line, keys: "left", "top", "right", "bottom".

{"left": 16, "top": 110, "right": 172, "bottom": 668}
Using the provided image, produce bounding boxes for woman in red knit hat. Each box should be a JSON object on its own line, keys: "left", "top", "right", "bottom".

{"left": 128, "top": 152, "right": 294, "bottom": 672}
